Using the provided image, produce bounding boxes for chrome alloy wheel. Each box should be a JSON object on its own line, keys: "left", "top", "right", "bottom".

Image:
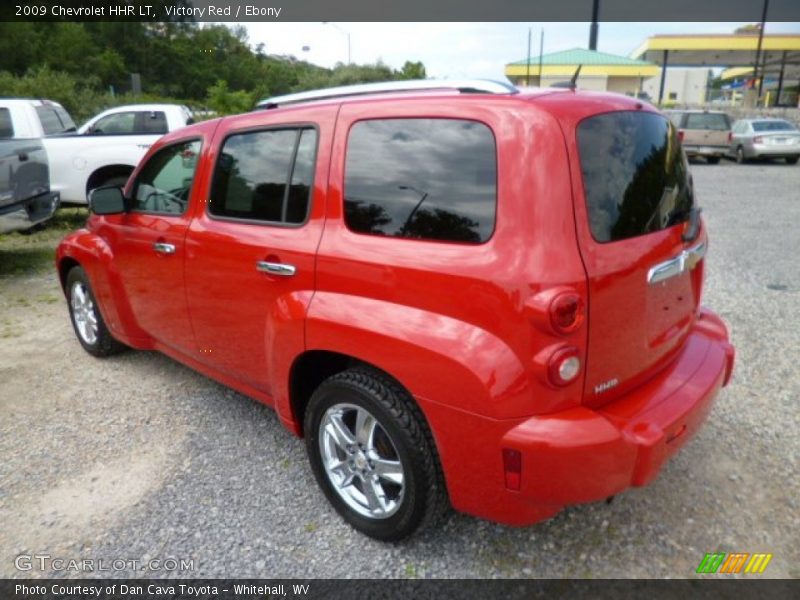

{"left": 318, "top": 403, "right": 405, "bottom": 519}
{"left": 70, "top": 281, "right": 98, "bottom": 345}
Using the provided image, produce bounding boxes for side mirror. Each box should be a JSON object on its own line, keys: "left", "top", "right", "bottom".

{"left": 89, "top": 186, "right": 126, "bottom": 215}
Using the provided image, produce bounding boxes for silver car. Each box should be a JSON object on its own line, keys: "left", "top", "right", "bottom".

{"left": 729, "top": 118, "right": 800, "bottom": 165}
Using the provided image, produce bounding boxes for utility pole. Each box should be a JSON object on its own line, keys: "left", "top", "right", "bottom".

{"left": 525, "top": 28, "right": 532, "bottom": 86}
{"left": 754, "top": 0, "right": 769, "bottom": 102}
{"left": 589, "top": 0, "right": 599, "bottom": 50}
{"left": 538, "top": 29, "right": 544, "bottom": 87}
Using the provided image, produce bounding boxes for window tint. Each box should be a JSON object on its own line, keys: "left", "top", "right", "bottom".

{"left": 92, "top": 112, "right": 136, "bottom": 134}
{"left": 685, "top": 113, "right": 730, "bottom": 131}
{"left": 131, "top": 140, "right": 201, "bottom": 214}
{"left": 577, "top": 111, "right": 694, "bottom": 243}
{"left": 752, "top": 120, "right": 795, "bottom": 132}
{"left": 209, "top": 128, "right": 317, "bottom": 224}
{"left": 344, "top": 119, "right": 497, "bottom": 244}
{"left": 0, "top": 108, "right": 13, "bottom": 138}
{"left": 139, "top": 111, "right": 168, "bottom": 134}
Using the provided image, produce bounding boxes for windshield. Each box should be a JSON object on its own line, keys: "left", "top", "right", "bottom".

{"left": 752, "top": 120, "right": 795, "bottom": 132}
{"left": 577, "top": 111, "right": 694, "bottom": 243}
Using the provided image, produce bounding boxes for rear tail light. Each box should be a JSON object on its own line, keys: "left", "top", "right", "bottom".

{"left": 549, "top": 292, "right": 585, "bottom": 334}
{"left": 677, "top": 130, "right": 685, "bottom": 142}
{"left": 502, "top": 448, "right": 522, "bottom": 491}
{"left": 754, "top": 136, "right": 763, "bottom": 143}
{"left": 547, "top": 346, "right": 581, "bottom": 387}
{"left": 728, "top": 132, "right": 733, "bottom": 142}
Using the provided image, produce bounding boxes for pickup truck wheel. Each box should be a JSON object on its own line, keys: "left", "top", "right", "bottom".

{"left": 706, "top": 156, "right": 720, "bottom": 165}
{"left": 66, "top": 267, "right": 126, "bottom": 357}
{"left": 304, "top": 368, "right": 446, "bottom": 541}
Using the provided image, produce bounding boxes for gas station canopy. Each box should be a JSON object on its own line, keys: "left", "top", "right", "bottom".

{"left": 631, "top": 34, "right": 800, "bottom": 104}
{"left": 632, "top": 34, "right": 800, "bottom": 76}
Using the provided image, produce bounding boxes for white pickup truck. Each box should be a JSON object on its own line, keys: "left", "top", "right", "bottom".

{"left": 0, "top": 100, "right": 193, "bottom": 205}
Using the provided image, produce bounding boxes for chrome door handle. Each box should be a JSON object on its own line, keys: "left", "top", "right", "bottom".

{"left": 256, "top": 261, "right": 296, "bottom": 277}
{"left": 152, "top": 242, "right": 176, "bottom": 255}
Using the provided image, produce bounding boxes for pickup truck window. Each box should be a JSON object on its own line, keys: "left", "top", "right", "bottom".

{"left": 139, "top": 111, "right": 168, "bottom": 134}
{"left": 131, "top": 139, "right": 201, "bottom": 215}
{"left": 209, "top": 127, "right": 318, "bottom": 225}
{"left": 344, "top": 118, "right": 497, "bottom": 244}
{"left": 0, "top": 108, "right": 13, "bottom": 138}
{"left": 90, "top": 111, "right": 168, "bottom": 135}
{"left": 35, "top": 105, "right": 76, "bottom": 135}
{"left": 92, "top": 112, "right": 137, "bottom": 135}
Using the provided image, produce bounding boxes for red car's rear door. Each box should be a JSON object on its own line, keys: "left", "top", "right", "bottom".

{"left": 183, "top": 105, "right": 336, "bottom": 395}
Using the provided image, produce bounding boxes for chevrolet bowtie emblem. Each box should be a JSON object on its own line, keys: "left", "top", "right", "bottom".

{"left": 647, "top": 242, "right": 706, "bottom": 285}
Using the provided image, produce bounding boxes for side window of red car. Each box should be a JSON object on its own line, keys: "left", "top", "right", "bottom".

{"left": 130, "top": 139, "right": 202, "bottom": 215}
{"left": 208, "top": 127, "right": 318, "bottom": 225}
{"left": 344, "top": 118, "right": 497, "bottom": 244}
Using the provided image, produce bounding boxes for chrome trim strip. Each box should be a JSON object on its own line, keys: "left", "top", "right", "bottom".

{"left": 257, "top": 79, "right": 519, "bottom": 108}
{"left": 647, "top": 241, "right": 706, "bottom": 285}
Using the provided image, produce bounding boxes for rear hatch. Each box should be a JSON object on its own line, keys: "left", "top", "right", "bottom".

{"left": 574, "top": 110, "right": 704, "bottom": 407}
{"left": 680, "top": 112, "right": 730, "bottom": 148}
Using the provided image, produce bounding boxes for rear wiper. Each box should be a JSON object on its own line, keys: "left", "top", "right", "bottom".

{"left": 682, "top": 207, "right": 702, "bottom": 243}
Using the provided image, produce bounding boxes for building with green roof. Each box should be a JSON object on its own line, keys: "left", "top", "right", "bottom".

{"left": 505, "top": 48, "right": 659, "bottom": 97}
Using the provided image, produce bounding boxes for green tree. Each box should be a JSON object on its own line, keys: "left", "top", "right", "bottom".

{"left": 399, "top": 61, "right": 426, "bottom": 80}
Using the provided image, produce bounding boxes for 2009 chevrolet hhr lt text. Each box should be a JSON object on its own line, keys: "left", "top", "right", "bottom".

{"left": 56, "top": 80, "right": 735, "bottom": 541}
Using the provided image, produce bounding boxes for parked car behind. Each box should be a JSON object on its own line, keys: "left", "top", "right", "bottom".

{"left": 664, "top": 109, "right": 732, "bottom": 164}
{"left": 57, "top": 80, "right": 735, "bottom": 541}
{"left": 0, "top": 100, "right": 193, "bottom": 205}
{"left": 728, "top": 118, "right": 800, "bottom": 164}
{"left": 0, "top": 106, "right": 59, "bottom": 233}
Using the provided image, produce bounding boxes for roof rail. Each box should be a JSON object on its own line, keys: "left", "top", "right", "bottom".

{"left": 256, "top": 79, "right": 519, "bottom": 109}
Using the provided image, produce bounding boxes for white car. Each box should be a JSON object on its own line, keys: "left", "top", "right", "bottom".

{"left": 0, "top": 100, "right": 194, "bottom": 204}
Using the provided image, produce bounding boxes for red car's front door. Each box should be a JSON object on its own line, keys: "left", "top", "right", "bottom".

{"left": 111, "top": 137, "right": 205, "bottom": 354}
{"left": 183, "top": 105, "right": 336, "bottom": 396}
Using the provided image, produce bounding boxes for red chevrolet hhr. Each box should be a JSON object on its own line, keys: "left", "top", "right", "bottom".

{"left": 56, "top": 80, "right": 735, "bottom": 540}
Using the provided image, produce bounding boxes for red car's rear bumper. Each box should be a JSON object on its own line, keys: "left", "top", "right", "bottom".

{"left": 424, "top": 308, "right": 734, "bottom": 526}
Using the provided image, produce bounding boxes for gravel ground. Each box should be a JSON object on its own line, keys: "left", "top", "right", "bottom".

{"left": 1, "top": 161, "right": 798, "bottom": 579}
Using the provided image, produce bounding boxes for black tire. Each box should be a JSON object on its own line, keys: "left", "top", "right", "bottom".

{"left": 65, "top": 266, "right": 126, "bottom": 357}
{"left": 706, "top": 156, "right": 720, "bottom": 165}
{"left": 736, "top": 146, "right": 747, "bottom": 164}
{"left": 304, "top": 367, "right": 447, "bottom": 541}
{"left": 786, "top": 156, "right": 799, "bottom": 165}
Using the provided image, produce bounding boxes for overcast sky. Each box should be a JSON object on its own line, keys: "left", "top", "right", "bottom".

{"left": 240, "top": 22, "right": 800, "bottom": 80}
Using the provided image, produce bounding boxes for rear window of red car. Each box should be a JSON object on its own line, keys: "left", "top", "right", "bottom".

{"left": 577, "top": 111, "right": 694, "bottom": 243}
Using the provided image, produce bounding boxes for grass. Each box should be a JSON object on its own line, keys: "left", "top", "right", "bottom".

{"left": 0, "top": 207, "right": 88, "bottom": 278}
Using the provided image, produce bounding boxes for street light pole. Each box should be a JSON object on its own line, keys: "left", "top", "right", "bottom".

{"left": 323, "top": 22, "right": 351, "bottom": 65}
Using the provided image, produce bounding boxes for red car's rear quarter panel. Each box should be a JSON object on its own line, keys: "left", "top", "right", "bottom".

{"left": 308, "top": 95, "right": 589, "bottom": 423}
